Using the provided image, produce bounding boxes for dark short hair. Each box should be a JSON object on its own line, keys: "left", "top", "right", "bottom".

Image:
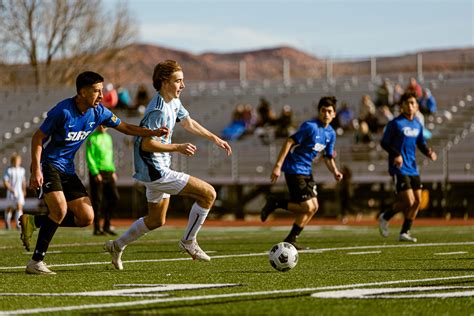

{"left": 400, "top": 91, "right": 418, "bottom": 105}
{"left": 318, "top": 96, "right": 337, "bottom": 111}
{"left": 76, "top": 71, "right": 104, "bottom": 93}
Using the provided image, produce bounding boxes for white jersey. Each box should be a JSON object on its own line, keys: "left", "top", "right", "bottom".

{"left": 133, "top": 93, "right": 189, "bottom": 182}
{"left": 3, "top": 166, "right": 26, "bottom": 204}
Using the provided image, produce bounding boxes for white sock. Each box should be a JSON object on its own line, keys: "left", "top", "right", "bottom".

{"left": 182, "top": 203, "right": 209, "bottom": 241}
{"left": 4, "top": 211, "right": 12, "bottom": 229}
{"left": 15, "top": 210, "right": 22, "bottom": 228}
{"left": 115, "top": 217, "right": 150, "bottom": 250}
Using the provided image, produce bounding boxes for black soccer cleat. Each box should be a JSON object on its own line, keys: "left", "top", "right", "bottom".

{"left": 260, "top": 196, "right": 278, "bottom": 222}
{"left": 284, "top": 238, "right": 309, "bottom": 251}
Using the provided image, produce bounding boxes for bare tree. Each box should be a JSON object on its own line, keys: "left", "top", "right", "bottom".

{"left": 0, "top": 0, "right": 137, "bottom": 86}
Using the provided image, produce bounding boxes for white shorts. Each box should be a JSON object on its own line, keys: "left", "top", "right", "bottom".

{"left": 139, "top": 170, "right": 190, "bottom": 203}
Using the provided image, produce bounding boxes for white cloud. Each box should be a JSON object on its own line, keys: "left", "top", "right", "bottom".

{"left": 139, "top": 23, "right": 302, "bottom": 53}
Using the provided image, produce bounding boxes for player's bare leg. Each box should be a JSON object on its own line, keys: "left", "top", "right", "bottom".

{"left": 282, "top": 198, "right": 318, "bottom": 250}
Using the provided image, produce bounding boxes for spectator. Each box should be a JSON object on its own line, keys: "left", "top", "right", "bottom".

{"left": 392, "top": 83, "right": 404, "bottom": 108}
{"left": 221, "top": 104, "right": 247, "bottom": 141}
{"left": 255, "top": 97, "right": 277, "bottom": 144}
{"left": 86, "top": 125, "right": 120, "bottom": 236}
{"left": 358, "top": 94, "right": 377, "bottom": 133}
{"left": 242, "top": 103, "right": 257, "bottom": 134}
{"left": 405, "top": 77, "right": 422, "bottom": 99}
{"left": 334, "top": 101, "right": 354, "bottom": 131}
{"left": 3, "top": 154, "right": 26, "bottom": 230}
{"left": 375, "top": 105, "right": 394, "bottom": 133}
{"left": 376, "top": 78, "right": 394, "bottom": 108}
{"left": 275, "top": 105, "right": 296, "bottom": 138}
{"left": 102, "top": 83, "right": 118, "bottom": 109}
{"left": 336, "top": 165, "right": 355, "bottom": 224}
{"left": 134, "top": 84, "right": 151, "bottom": 112}
{"left": 418, "top": 88, "right": 437, "bottom": 115}
{"left": 256, "top": 97, "right": 277, "bottom": 127}
{"left": 116, "top": 85, "right": 132, "bottom": 110}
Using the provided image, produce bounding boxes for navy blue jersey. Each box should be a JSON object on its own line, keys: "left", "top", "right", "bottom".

{"left": 381, "top": 114, "right": 426, "bottom": 176}
{"left": 282, "top": 119, "right": 336, "bottom": 176}
{"left": 40, "top": 98, "right": 121, "bottom": 174}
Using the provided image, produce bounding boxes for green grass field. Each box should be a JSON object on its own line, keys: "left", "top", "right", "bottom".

{"left": 0, "top": 222, "right": 473, "bottom": 315}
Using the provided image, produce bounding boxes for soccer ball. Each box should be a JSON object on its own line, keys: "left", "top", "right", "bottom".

{"left": 268, "top": 242, "right": 298, "bottom": 272}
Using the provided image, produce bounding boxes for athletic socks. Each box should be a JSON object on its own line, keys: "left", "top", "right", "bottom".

{"left": 59, "top": 212, "right": 77, "bottom": 227}
{"left": 400, "top": 219, "right": 413, "bottom": 234}
{"left": 382, "top": 208, "right": 396, "bottom": 221}
{"left": 284, "top": 223, "right": 304, "bottom": 242}
{"left": 32, "top": 216, "right": 59, "bottom": 261}
{"left": 115, "top": 217, "right": 150, "bottom": 250}
{"left": 4, "top": 211, "right": 12, "bottom": 229}
{"left": 182, "top": 203, "right": 209, "bottom": 241}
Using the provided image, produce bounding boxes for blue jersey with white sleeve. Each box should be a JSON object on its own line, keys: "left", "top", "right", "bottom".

{"left": 381, "top": 114, "right": 426, "bottom": 176}
{"left": 282, "top": 119, "right": 336, "bottom": 176}
{"left": 133, "top": 93, "right": 189, "bottom": 182}
{"left": 40, "top": 98, "right": 121, "bottom": 174}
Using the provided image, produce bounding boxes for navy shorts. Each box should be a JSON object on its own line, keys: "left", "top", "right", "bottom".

{"left": 393, "top": 174, "right": 422, "bottom": 194}
{"left": 284, "top": 173, "right": 317, "bottom": 203}
{"left": 40, "top": 163, "right": 88, "bottom": 201}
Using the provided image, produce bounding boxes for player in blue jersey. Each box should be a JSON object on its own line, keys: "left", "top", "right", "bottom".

{"left": 20, "top": 71, "right": 169, "bottom": 275}
{"left": 378, "top": 91, "right": 437, "bottom": 242}
{"left": 260, "top": 96, "right": 343, "bottom": 250}
{"left": 104, "top": 60, "right": 232, "bottom": 270}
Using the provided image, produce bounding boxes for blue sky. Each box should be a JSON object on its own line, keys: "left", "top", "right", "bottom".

{"left": 109, "top": 0, "right": 473, "bottom": 58}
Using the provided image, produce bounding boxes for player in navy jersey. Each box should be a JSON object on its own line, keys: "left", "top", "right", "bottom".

{"left": 104, "top": 60, "right": 232, "bottom": 270}
{"left": 21, "top": 71, "right": 168, "bottom": 275}
{"left": 260, "top": 96, "right": 343, "bottom": 250}
{"left": 378, "top": 91, "right": 437, "bottom": 242}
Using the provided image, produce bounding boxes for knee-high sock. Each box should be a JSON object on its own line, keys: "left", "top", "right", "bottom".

{"left": 182, "top": 203, "right": 209, "bottom": 241}
{"left": 32, "top": 216, "right": 59, "bottom": 262}
{"left": 4, "top": 211, "right": 12, "bottom": 229}
{"left": 115, "top": 217, "right": 149, "bottom": 250}
{"left": 14, "top": 209, "right": 22, "bottom": 228}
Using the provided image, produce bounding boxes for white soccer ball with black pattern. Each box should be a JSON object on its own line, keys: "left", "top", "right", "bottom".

{"left": 268, "top": 242, "right": 298, "bottom": 272}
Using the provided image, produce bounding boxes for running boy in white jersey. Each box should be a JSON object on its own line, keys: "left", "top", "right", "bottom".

{"left": 3, "top": 154, "right": 26, "bottom": 230}
{"left": 105, "top": 60, "right": 232, "bottom": 269}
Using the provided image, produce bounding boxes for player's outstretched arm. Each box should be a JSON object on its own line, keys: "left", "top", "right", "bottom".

{"left": 181, "top": 117, "right": 232, "bottom": 156}
{"left": 114, "top": 121, "right": 169, "bottom": 138}
{"left": 141, "top": 138, "right": 197, "bottom": 156}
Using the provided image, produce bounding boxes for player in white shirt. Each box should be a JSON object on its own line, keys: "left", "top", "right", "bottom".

{"left": 105, "top": 60, "right": 232, "bottom": 269}
{"left": 3, "top": 154, "right": 26, "bottom": 229}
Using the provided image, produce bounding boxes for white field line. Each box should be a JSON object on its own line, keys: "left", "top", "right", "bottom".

{"left": 1, "top": 241, "right": 473, "bottom": 271}
{"left": 347, "top": 251, "right": 382, "bottom": 255}
{"left": 434, "top": 251, "right": 468, "bottom": 255}
{"left": 1, "top": 275, "right": 473, "bottom": 315}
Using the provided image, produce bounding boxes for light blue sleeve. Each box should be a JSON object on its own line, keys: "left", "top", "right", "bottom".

{"left": 177, "top": 101, "right": 189, "bottom": 122}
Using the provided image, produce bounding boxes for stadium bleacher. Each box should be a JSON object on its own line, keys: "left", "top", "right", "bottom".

{"left": 0, "top": 71, "right": 472, "bottom": 216}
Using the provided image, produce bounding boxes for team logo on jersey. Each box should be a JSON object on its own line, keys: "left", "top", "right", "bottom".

{"left": 402, "top": 127, "right": 420, "bottom": 137}
{"left": 312, "top": 143, "right": 326, "bottom": 152}
{"left": 65, "top": 131, "right": 92, "bottom": 141}
{"left": 89, "top": 122, "right": 95, "bottom": 128}
{"left": 111, "top": 115, "right": 118, "bottom": 123}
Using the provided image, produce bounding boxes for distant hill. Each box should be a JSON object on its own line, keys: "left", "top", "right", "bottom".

{"left": 1, "top": 44, "right": 473, "bottom": 86}
{"left": 102, "top": 44, "right": 474, "bottom": 84}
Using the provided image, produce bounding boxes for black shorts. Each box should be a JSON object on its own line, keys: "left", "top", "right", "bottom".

{"left": 41, "top": 163, "right": 88, "bottom": 201}
{"left": 393, "top": 174, "right": 422, "bottom": 194}
{"left": 284, "top": 173, "right": 317, "bottom": 203}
